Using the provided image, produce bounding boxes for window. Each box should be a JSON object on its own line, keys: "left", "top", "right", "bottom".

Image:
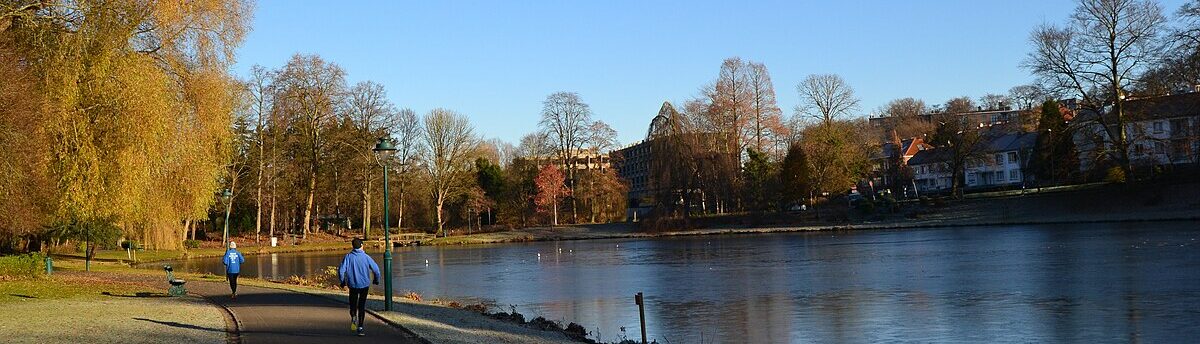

{"left": 1010, "top": 170, "right": 1020, "bottom": 181}
{"left": 1008, "top": 152, "right": 1018, "bottom": 163}
{"left": 995, "top": 153, "right": 1004, "bottom": 165}
{"left": 1153, "top": 121, "right": 1164, "bottom": 134}
{"left": 1154, "top": 142, "right": 1166, "bottom": 155}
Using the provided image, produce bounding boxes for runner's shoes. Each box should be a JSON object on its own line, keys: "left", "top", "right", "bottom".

{"left": 350, "top": 316, "right": 358, "bottom": 332}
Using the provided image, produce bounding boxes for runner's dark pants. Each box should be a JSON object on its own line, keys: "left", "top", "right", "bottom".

{"left": 227, "top": 273, "right": 239, "bottom": 294}
{"left": 349, "top": 287, "right": 369, "bottom": 327}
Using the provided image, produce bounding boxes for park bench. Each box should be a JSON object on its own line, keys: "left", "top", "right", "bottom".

{"left": 163, "top": 265, "right": 186, "bottom": 296}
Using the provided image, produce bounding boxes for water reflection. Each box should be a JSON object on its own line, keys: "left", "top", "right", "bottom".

{"left": 166, "top": 222, "right": 1200, "bottom": 343}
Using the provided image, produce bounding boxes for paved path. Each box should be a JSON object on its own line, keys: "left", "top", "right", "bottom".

{"left": 189, "top": 281, "right": 423, "bottom": 344}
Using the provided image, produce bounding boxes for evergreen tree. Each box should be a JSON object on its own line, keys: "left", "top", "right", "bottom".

{"left": 1030, "top": 100, "right": 1080, "bottom": 185}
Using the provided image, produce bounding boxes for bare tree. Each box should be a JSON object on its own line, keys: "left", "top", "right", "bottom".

{"left": 245, "top": 65, "right": 274, "bottom": 244}
{"left": 273, "top": 54, "right": 347, "bottom": 238}
{"left": 944, "top": 96, "right": 976, "bottom": 114}
{"left": 1024, "top": 0, "right": 1167, "bottom": 174}
{"left": 391, "top": 108, "right": 421, "bottom": 232}
{"left": 882, "top": 97, "right": 932, "bottom": 140}
{"left": 979, "top": 93, "right": 1010, "bottom": 110}
{"left": 1008, "top": 84, "right": 1048, "bottom": 110}
{"left": 342, "top": 80, "right": 398, "bottom": 238}
{"left": 797, "top": 74, "right": 860, "bottom": 126}
{"left": 421, "top": 109, "right": 477, "bottom": 237}
{"left": 538, "top": 92, "right": 593, "bottom": 223}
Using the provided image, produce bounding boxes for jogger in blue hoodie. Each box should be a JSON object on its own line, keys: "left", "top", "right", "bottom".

{"left": 223, "top": 241, "right": 245, "bottom": 300}
{"left": 338, "top": 238, "right": 380, "bottom": 336}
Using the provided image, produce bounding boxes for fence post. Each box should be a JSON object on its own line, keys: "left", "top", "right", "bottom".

{"left": 635, "top": 292, "right": 647, "bottom": 344}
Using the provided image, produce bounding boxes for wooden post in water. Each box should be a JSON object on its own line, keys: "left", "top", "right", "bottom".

{"left": 635, "top": 292, "right": 647, "bottom": 344}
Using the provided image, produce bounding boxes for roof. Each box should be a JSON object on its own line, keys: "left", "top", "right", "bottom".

{"left": 1076, "top": 92, "right": 1200, "bottom": 123}
{"left": 907, "top": 147, "right": 953, "bottom": 166}
{"left": 875, "top": 137, "right": 930, "bottom": 160}
{"left": 976, "top": 132, "right": 1038, "bottom": 153}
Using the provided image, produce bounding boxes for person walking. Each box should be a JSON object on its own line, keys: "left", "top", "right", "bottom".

{"left": 338, "top": 238, "right": 380, "bottom": 337}
{"left": 223, "top": 241, "right": 245, "bottom": 300}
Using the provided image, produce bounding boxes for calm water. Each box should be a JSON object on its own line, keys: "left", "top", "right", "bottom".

{"left": 170, "top": 222, "right": 1200, "bottom": 343}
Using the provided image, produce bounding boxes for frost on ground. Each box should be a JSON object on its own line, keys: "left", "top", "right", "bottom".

{"left": 0, "top": 295, "right": 226, "bottom": 344}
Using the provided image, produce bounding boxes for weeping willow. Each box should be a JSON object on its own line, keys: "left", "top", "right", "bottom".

{"left": 1, "top": 0, "right": 251, "bottom": 250}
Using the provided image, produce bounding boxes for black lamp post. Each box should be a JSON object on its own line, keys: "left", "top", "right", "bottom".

{"left": 373, "top": 137, "right": 396, "bottom": 311}
{"left": 221, "top": 188, "right": 232, "bottom": 250}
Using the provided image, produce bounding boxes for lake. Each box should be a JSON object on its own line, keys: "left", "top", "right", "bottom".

{"left": 168, "top": 221, "right": 1200, "bottom": 343}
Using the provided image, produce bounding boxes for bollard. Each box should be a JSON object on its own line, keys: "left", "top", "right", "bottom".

{"left": 44, "top": 255, "right": 53, "bottom": 275}
{"left": 635, "top": 292, "right": 647, "bottom": 344}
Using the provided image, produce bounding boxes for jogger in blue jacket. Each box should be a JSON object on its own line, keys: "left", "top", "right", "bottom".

{"left": 338, "top": 238, "right": 380, "bottom": 336}
{"left": 223, "top": 241, "right": 245, "bottom": 300}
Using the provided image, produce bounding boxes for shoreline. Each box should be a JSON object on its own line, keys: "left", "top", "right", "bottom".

{"left": 419, "top": 215, "right": 1200, "bottom": 247}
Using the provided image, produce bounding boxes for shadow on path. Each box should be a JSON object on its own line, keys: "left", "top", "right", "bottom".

{"left": 133, "top": 317, "right": 225, "bottom": 333}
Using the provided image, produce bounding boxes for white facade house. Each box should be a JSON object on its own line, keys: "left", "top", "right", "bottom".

{"left": 907, "top": 132, "right": 1038, "bottom": 194}
{"left": 1073, "top": 92, "right": 1200, "bottom": 173}
{"left": 908, "top": 147, "right": 954, "bottom": 193}
{"left": 964, "top": 132, "right": 1037, "bottom": 189}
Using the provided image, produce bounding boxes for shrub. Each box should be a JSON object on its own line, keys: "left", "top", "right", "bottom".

{"left": 1104, "top": 166, "right": 1126, "bottom": 183}
{"left": 183, "top": 240, "right": 201, "bottom": 249}
{"left": 856, "top": 199, "right": 876, "bottom": 213}
{"left": 0, "top": 253, "right": 45, "bottom": 281}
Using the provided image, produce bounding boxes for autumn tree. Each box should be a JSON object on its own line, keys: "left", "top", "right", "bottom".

{"left": 534, "top": 164, "right": 570, "bottom": 226}
{"left": 1, "top": 0, "right": 251, "bottom": 250}
{"left": 1025, "top": 0, "right": 1168, "bottom": 175}
{"left": 421, "top": 109, "right": 478, "bottom": 237}
{"left": 747, "top": 62, "right": 786, "bottom": 156}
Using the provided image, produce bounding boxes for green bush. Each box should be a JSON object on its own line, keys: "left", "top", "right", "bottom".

{"left": 0, "top": 253, "right": 45, "bottom": 281}
{"left": 856, "top": 199, "right": 876, "bottom": 213}
{"left": 183, "top": 240, "right": 201, "bottom": 249}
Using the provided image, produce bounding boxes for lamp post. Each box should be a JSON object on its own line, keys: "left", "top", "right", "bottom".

{"left": 221, "top": 188, "right": 232, "bottom": 250}
{"left": 373, "top": 137, "right": 397, "bottom": 311}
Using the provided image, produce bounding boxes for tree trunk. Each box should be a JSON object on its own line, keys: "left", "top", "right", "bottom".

{"left": 256, "top": 151, "right": 263, "bottom": 244}
{"left": 303, "top": 170, "right": 316, "bottom": 239}
{"left": 181, "top": 219, "right": 190, "bottom": 249}
{"left": 552, "top": 194, "right": 559, "bottom": 226}
{"left": 435, "top": 195, "right": 445, "bottom": 237}
{"left": 362, "top": 185, "right": 371, "bottom": 240}
{"left": 269, "top": 184, "right": 276, "bottom": 239}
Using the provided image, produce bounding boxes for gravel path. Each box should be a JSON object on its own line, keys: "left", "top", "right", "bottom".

{"left": 0, "top": 295, "right": 226, "bottom": 344}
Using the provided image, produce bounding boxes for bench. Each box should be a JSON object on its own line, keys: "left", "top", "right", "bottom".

{"left": 163, "top": 265, "right": 187, "bottom": 296}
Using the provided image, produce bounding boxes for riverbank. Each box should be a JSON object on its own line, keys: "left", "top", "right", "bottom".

{"left": 54, "top": 238, "right": 355, "bottom": 265}
{"left": 424, "top": 180, "right": 1200, "bottom": 246}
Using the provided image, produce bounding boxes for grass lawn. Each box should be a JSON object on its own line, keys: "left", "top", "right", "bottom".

{"left": 0, "top": 274, "right": 156, "bottom": 303}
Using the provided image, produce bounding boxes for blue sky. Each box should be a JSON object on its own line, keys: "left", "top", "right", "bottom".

{"left": 233, "top": 0, "right": 1188, "bottom": 146}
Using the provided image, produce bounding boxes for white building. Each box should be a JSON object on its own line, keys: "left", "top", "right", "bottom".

{"left": 907, "top": 132, "right": 1038, "bottom": 194}
{"left": 1073, "top": 92, "right": 1200, "bottom": 173}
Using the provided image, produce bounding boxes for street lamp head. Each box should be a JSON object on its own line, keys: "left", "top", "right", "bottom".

{"left": 221, "top": 188, "right": 231, "bottom": 199}
{"left": 373, "top": 137, "right": 396, "bottom": 153}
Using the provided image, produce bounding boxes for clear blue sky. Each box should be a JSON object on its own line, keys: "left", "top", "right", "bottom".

{"left": 233, "top": 0, "right": 1188, "bottom": 146}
